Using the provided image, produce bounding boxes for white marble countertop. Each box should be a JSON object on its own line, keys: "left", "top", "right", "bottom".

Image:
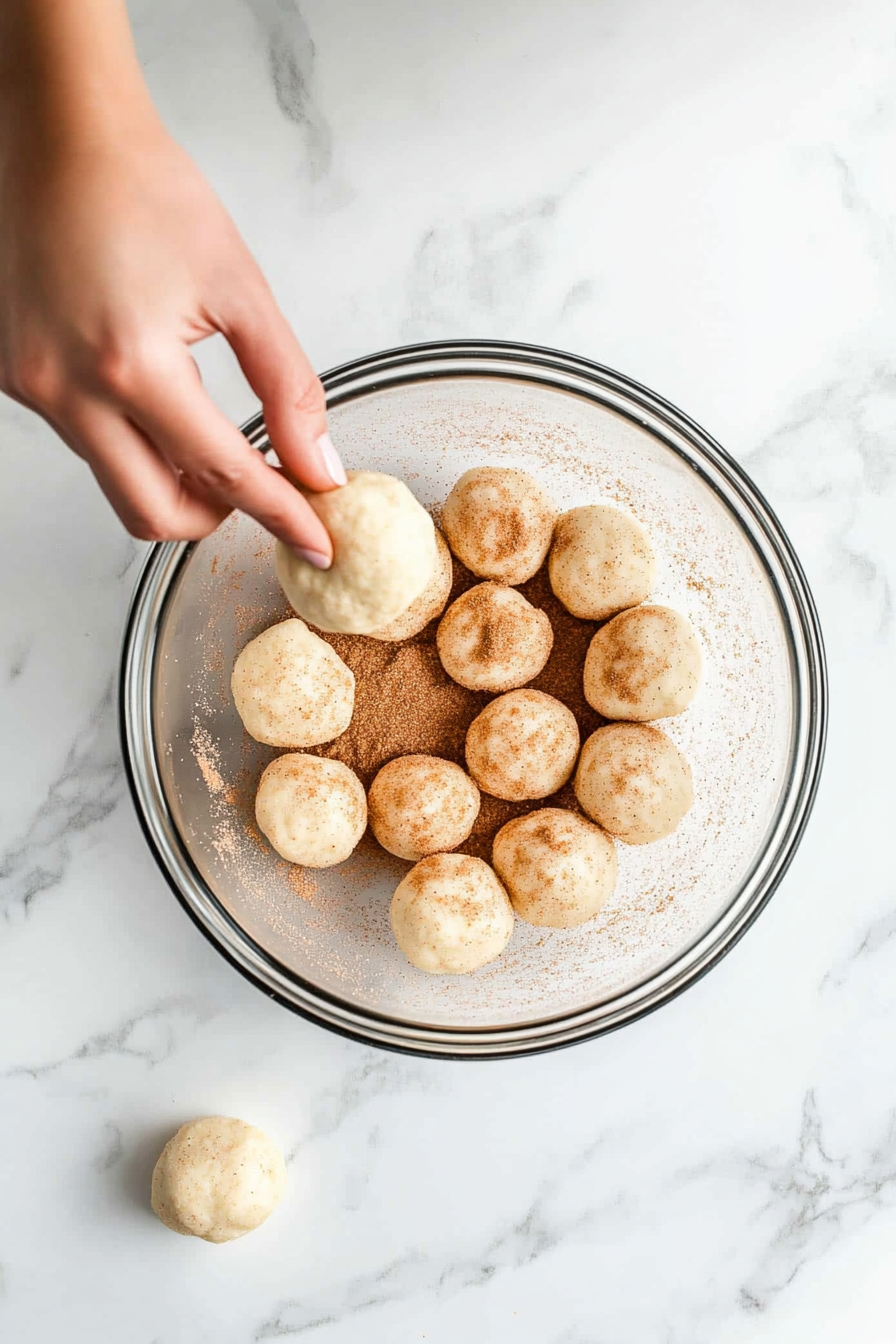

{"left": 2, "top": 1, "right": 895, "bottom": 1339}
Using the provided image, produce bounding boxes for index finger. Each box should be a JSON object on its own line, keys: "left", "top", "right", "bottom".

{"left": 130, "top": 357, "right": 334, "bottom": 565}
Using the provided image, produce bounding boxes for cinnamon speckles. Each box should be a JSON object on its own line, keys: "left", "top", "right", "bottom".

{"left": 549, "top": 504, "right": 655, "bottom": 621}
{"left": 493, "top": 808, "right": 618, "bottom": 929}
{"left": 390, "top": 853, "right": 514, "bottom": 974}
{"left": 574, "top": 723, "right": 693, "bottom": 845}
{"left": 436, "top": 582, "right": 553, "bottom": 691}
{"left": 584, "top": 605, "right": 702, "bottom": 721}
{"left": 465, "top": 689, "right": 580, "bottom": 802}
{"left": 441, "top": 466, "right": 557, "bottom": 584}
{"left": 368, "top": 755, "right": 480, "bottom": 861}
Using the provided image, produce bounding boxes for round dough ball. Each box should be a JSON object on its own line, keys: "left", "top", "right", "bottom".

{"left": 465, "top": 689, "right": 580, "bottom": 801}
{"left": 436, "top": 583, "right": 553, "bottom": 691}
{"left": 255, "top": 753, "right": 366, "bottom": 867}
{"left": 441, "top": 466, "right": 556, "bottom": 584}
{"left": 368, "top": 755, "right": 480, "bottom": 861}
{"left": 492, "top": 808, "right": 618, "bottom": 929}
{"left": 548, "top": 504, "right": 656, "bottom": 621}
{"left": 369, "top": 529, "right": 454, "bottom": 641}
{"left": 390, "top": 852, "right": 514, "bottom": 974}
{"left": 584, "top": 604, "right": 702, "bottom": 721}
{"left": 276, "top": 471, "right": 438, "bottom": 634}
{"left": 574, "top": 723, "right": 693, "bottom": 845}
{"left": 231, "top": 618, "right": 354, "bottom": 748}
{"left": 150, "top": 1116, "right": 286, "bottom": 1244}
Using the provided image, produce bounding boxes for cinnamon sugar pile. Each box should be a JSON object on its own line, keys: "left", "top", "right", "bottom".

{"left": 310, "top": 556, "right": 605, "bottom": 861}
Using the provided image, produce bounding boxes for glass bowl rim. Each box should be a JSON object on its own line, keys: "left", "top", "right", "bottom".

{"left": 119, "top": 339, "right": 828, "bottom": 1060}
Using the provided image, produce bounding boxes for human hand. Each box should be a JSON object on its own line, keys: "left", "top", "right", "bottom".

{"left": 0, "top": 3, "right": 343, "bottom": 566}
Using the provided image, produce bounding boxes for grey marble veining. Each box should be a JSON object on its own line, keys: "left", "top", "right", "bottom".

{"left": 0, "top": 680, "right": 124, "bottom": 923}
{"left": 2, "top": 0, "right": 895, "bottom": 1340}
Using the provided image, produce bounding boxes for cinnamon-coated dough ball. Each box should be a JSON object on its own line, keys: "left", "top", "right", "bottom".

{"left": 492, "top": 808, "right": 618, "bottom": 929}
{"left": 150, "top": 1116, "right": 286, "bottom": 1244}
{"left": 436, "top": 583, "right": 553, "bottom": 692}
{"left": 584, "top": 604, "right": 702, "bottom": 721}
{"left": 390, "top": 853, "right": 514, "bottom": 974}
{"left": 368, "top": 755, "right": 480, "bottom": 861}
{"left": 441, "top": 466, "right": 556, "bottom": 584}
{"left": 369, "top": 529, "right": 454, "bottom": 641}
{"left": 549, "top": 504, "right": 656, "bottom": 621}
{"left": 231, "top": 619, "right": 354, "bottom": 747}
{"left": 574, "top": 723, "right": 693, "bottom": 845}
{"left": 255, "top": 754, "right": 366, "bottom": 867}
{"left": 276, "top": 471, "right": 438, "bottom": 634}
{"left": 465, "top": 689, "right": 580, "bottom": 801}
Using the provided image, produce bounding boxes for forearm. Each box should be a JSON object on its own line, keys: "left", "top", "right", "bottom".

{"left": 0, "top": 0, "right": 158, "bottom": 152}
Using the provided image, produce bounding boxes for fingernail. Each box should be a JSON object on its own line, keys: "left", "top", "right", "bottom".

{"left": 292, "top": 546, "right": 332, "bottom": 570}
{"left": 318, "top": 432, "right": 348, "bottom": 487}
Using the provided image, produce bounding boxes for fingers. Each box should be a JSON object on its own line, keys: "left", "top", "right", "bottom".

{"left": 218, "top": 281, "right": 347, "bottom": 494}
{"left": 62, "top": 400, "right": 229, "bottom": 541}
{"left": 130, "top": 355, "right": 335, "bottom": 564}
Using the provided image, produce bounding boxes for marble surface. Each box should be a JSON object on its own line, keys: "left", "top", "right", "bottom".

{"left": 2, "top": 0, "right": 895, "bottom": 1338}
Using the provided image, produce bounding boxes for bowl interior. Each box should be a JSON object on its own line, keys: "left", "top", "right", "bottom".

{"left": 152, "top": 372, "right": 794, "bottom": 1032}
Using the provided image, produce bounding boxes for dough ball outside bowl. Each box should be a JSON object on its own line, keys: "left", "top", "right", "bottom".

{"left": 368, "top": 755, "right": 480, "bottom": 861}
{"left": 584, "top": 604, "right": 702, "bottom": 721}
{"left": 255, "top": 753, "right": 367, "bottom": 867}
{"left": 548, "top": 504, "right": 656, "bottom": 620}
{"left": 150, "top": 1116, "right": 286, "bottom": 1244}
{"left": 276, "top": 471, "right": 438, "bottom": 634}
{"left": 441, "top": 466, "right": 556, "bottom": 584}
{"left": 574, "top": 723, "right": 693, "bottom": 845}
{"left": 492, "top": 808, "right": 618, "bottom": 929}
{"left": 390, "top": 852, "right": 514, "bottom": 974}
{"left": 369, "top": 529, "right": 454, "bottom": 641}
{"left": 231, "top": 618, "right": 354, "bottom": 748}
{"left": 436, "top": 582, "right": 553, "bottom": 691}
{"left": 465, "top": 689, "right": 580, "bottom": 801}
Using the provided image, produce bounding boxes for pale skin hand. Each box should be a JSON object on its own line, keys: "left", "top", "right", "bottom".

{"left": 0, "top": 0, "right": 343, "bottom": 566}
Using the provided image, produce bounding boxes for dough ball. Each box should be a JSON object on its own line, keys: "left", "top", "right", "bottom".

{"left": 492, "top": 808, "right": 618, "bottom": 929}
{"left": 369, "top": 529, "right": 454, "bottom": 641}
{"left": 390, "top": 852, "right": 514, "bottom": 974}
{"left": 276, "top": 471, "right": 438, "bottom": 634}
{"left": 548, "top": 504, "right": 656, "bottom": 620}
{"left": 255, "top": 753, "right": 366, "bottom": 867}
{"left": 368, "top": 755, "right": 480, "bottom": 861}
{"left": 231, "top": 618, "right": 354, "bottom": 748}
{"left": 441, "top": 466, "right": 556, "bottom": 584}
{"left": 465, "top": 689, "right": 580, "bottom": 801}
{"left": 150, "top": 1116, "right": 286, "bottom": 1244}
{"left": 574, "top": 723, "right": 693, "bottom": 845}
{"left": 436, "top": 582, "right": 553, "bottom": 691}
{"left": 584, "top": 604, "right": 702, "bottom": 721}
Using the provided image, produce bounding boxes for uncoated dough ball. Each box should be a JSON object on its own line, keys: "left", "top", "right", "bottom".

{"left": 390, "top": 852, "right": 514, "bottom": 974}
{"left": 369, "top": 529, "right": 454, "bottom": 641}
{"left": 436, "top": 582, "right": 553, "bottom": 692}
{"left": 465, "top": 689, "right": 580, "bottom": 801}
{"left": 368, "top": 755, "right": 480, "bottom": 861}
{"left": 150, "top": 1116, "right": 286, "bottom": 1244}
{"left": 574, "top": 723, "right": 693, "bottom": 845}
{"left": 584, "top": 604, "right": 702, "bottom": 721}
{"left": 492, "top": 808, "right": 618, "bottom": 929}
{"left": 548, "top": 504, "right": 656, "bottom": 621}
{"left": 276, "top": 471, "right": 438, "bottom": 634}
{"left": 255, "top": 753, "right": 367, "bottom": 867}
{"left": 231, "top": 618, "right": 354, "bottom": 748}
{"left": 441, "top": 466, "right": 556, "bottom": 584}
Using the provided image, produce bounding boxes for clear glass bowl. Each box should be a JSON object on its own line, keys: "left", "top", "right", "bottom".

{"left": 120, "top": 341, "right": 827, "bottom": 1058}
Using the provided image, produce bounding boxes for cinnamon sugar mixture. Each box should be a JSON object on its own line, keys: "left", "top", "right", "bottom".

{"left": 310, "top": 558, "right": 605, "bottom": 859}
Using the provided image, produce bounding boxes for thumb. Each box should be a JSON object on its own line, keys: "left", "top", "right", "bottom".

{"left": 222, "top": 284, "right": 347, "bottom": 494}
